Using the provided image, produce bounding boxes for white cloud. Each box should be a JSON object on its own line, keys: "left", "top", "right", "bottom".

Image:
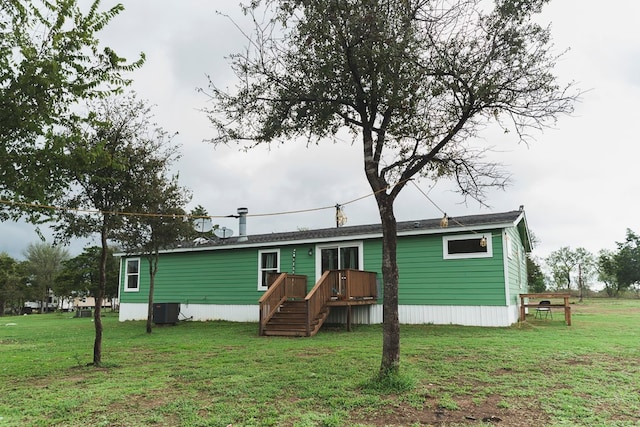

{"left": 2, "top": 0, "right": 638, "bottom": 264}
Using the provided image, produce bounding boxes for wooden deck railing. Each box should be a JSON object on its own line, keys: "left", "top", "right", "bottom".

{"left": 260, "top": 270, "right": 377, "bottom": 336}
{"left": 304, "top": 269, "right": 378, "bottom": 335}
{"left": 305, "top": 270, "right": 335, "bottom": 336}
{"left": 340, "top": 269, "right": 377, "bottom": 300}
{"left": 259, "top": 273, "right": 308, "bottom": 335}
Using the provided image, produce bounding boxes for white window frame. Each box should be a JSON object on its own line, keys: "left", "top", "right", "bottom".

{"left": 124, "top": 258, "right": 141, "bottom": 292}
{"left": 505, "top": 233, "right": 514, "bottom": 259}
{"left": 257, "top": 249, "right": 280, "bottom": 291}
{"left": 443, "top": 233, "right": 493, "bottom": 260}
{"left": 315, "top": 241, "right": 364, "bottom": 281}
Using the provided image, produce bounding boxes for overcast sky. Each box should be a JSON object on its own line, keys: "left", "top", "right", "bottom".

{"left": 1, "top": 0, "right": 639, "bottom": 265}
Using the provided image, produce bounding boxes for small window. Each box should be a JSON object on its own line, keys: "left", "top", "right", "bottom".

{"left": 443, "top": 233, "right": 493, "bottom": 259}
{"left": 125, "top": 258, "right": 140, "bottom": 292}
{"left": 258, "top": 250, "right": 280, "bottom": 291}
{"left": 505, "top": 233, "right": 513, "bottom": 259}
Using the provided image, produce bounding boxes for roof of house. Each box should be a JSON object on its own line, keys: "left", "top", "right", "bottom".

{"left": 164, "top": 208, "right": 531, "bottom": 254}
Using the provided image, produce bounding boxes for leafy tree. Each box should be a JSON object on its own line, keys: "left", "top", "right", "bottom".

{"left": 0, "top": 253, "right": 17, "bottom": 314}
{"left": 596, "top": 249, "right": 619, "bottom": 297}
{"left": 204, "top": 0, "right": 577, "bottom": 376}
{"left": 186, "top": 205, "right": 217, "bottom": 243}
{"left": 116, "top": 147, "right": 191, "bottom": 334}
{"left": 613, "top": 229, "right": 640, "bottom": 293}
{"left": 546, "top": 246, "right": 594, "bottom": 298}
{"left": 0, "top": 0, "right": 144, "bottom": 221}
{"left": 526, "top": 254, "right": 545, "bottom": 293}
{"left": 56, "top": 246, "right": 119, "bottom": 305}
{"left": 54, "top": 94, "right": 173, "bottom": 366}
{"left": 575, "top": 251, "right": 596, "bottom": 302}
{"left": 23, "top": 242, "right": 69, "bottom": 313}
{"left": 546, "top": 247, "right": 576, "bottom": 290}
{"left": 0, "top": 253, "right": 28, "bottom": 315}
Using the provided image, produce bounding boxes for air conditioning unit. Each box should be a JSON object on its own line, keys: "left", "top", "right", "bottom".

{"left": 152, "top": 302, "right": 180, "bottom": 325}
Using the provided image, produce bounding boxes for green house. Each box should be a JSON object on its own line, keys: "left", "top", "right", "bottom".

{"left": 118, "top": 207, "right": 532, "bottom": 328}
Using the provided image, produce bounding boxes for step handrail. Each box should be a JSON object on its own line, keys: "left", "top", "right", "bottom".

{"left": 258, "top": 273, "right": 287, "bottom": 335}
{"left": 304, "top": 270, "right": 335, "bottom": 335}
{"left": 259, "top": 273, "right": 308, "bottom": 335}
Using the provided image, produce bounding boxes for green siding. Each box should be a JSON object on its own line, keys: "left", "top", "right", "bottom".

{"left": 279, "top": 246, "right": 316, "bottom": 289}
{"left": 395, "top": 231, "right": 506, "bottom": 306}
{"left": 121, "top": 249, "right": 259, "bottom": 305}
{"left": 505, "top": 227, "right": 528, "bottom": 304}
{"left": 120, "top": 244, "right": 321, "bottom": 305}
{"left": 120, "top": 228, "right": 516, "bottom": 308}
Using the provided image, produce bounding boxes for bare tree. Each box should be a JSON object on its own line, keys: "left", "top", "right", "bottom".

{"left": 204, "top": 0, "right": 578, "bottom": 377}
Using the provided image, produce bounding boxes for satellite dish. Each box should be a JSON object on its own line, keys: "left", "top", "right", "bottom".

{"left": 193, "top": 237, "right": 209, "bottom": 246}
{"left": 193, "top": 218, "right": 213, "bottom": 233}
{"left": 214, "top": 227, "right": 234, "bottom": 239}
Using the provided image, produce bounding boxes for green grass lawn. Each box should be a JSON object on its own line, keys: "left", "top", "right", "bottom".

{"left": 1, "top": 299, "right": 639, "bottom": 426}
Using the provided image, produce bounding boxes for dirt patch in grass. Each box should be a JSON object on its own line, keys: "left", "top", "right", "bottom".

{"left": 350, "top": 394, "right": 550, "bottom": 426}
{"left": 107, "top": 392, "right": 180, "bottom": 425}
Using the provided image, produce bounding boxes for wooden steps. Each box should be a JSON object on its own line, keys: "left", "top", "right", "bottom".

{"left": 258, "top": 270, "right": 378, "bottom": 337}
{"left": 261, "top": 300, "right": 330, "bottom": 337}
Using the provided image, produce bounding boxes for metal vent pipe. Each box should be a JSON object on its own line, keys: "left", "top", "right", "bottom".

{"left": 237, "top": 207, "right": 248, "bottom": 242}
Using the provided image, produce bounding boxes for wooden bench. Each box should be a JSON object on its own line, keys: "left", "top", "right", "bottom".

{"left": 519, "top": 293, "right": 571, "bottom": 326}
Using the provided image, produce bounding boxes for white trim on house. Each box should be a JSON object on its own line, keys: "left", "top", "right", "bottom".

{"left": 181, "top": 304, "right": 258, "bottom": 322}
{"left": 124, "top": 258, "right": 141, "bottom": 292}
{"left": 442, "top": 233, "right": 493, "bottom": 260}
{"left": 119, "top": 303, "right": 258, "bottom": 322}
{"left": 505, "top": 233, "right": 514, "bottom": 259}
{"left": 257, "top": 249, "right": 280, "bottom": 291}
{"left": 119, "top": 302, "right": 520, "bottom": 327}
{"left": 117, "top": 258, "right": 122, "bottom": 303}
{"left": 115, "top": 213, "right": 526, "bottom": 257}
{"left": 314, "top": 241, "right": 364, "bottom": 281}
{"left": 119, "top": 303, "right": 147, "bottom": 320}
{"left": 502, "top": 231, "right": 511, "bottom": 306}
{"left": 372, "top": 304, "right": 517, "bottom": 327}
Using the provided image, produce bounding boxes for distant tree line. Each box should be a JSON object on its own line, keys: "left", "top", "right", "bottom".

{"left": 0, "top": 244, "right": 119, "bottom": 315}
{"left": 526, "top": 229, "right": 640, "bottom": 298}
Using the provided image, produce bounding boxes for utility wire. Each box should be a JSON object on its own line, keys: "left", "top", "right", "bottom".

{"left": 0, "top": 177, "right": 451, "bottom": 223}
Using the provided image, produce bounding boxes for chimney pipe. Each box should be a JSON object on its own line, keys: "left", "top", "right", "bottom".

{"left": 237, "top": 207, "right": 248, "bottom": 242}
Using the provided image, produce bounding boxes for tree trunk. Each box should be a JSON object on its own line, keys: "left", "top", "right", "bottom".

{"left": 361, "top": 125, "right": 402, "bottom": 377}
{"left": 93, "top": 224, "right": 108, "bottom": 366}
{"left": 377, "top": 195, "right": 400, "bottom": 376}
{"left": 578, "top": 264, "right": 584, "bottom": 302}
{"left": 41, "top": 286, "right": 47, "bottom": 314}
{"left": 146, "top": 252, "right": 160, "bottom": 334}
{"left": 146, "top": 258, "right": 155, "bottom": 334}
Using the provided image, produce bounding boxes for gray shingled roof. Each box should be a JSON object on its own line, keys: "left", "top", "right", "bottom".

{"left": 180, "top": 209, "right": 526, "bottom": 250}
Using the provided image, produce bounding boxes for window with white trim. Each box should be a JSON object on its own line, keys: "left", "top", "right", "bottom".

{"left": 443, "top": 233, "right": 493, "bottom": 259}
{"left": 258, "top": 249, "right": 280, "bottom": 291}
{"left": 125, "top": 258, "right": 140, "bottom": 292}
{"left": 315, "top": 241, "right": 364, "bottom": 280}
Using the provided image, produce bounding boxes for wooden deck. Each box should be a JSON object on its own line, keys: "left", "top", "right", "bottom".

{"left": 259, "top": 270, "right": 378, "bottom": 337}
